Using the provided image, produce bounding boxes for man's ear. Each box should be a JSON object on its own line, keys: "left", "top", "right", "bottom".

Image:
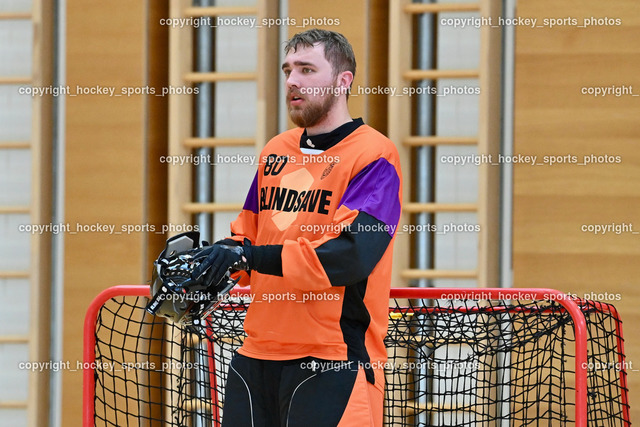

{"left": 338, "top": 70, "right": 354, "bottom": 94}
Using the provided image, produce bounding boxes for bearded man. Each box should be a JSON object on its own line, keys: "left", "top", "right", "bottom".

{"left": 193, "top": 29, "right": 403, "bottom": 427}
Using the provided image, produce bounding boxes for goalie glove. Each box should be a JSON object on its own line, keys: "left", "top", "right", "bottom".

{"left": 145, "top": 231, "right": 238, "bottom": 325}
{"left": 190, "top": 238, "right": 252, "bottom": 288}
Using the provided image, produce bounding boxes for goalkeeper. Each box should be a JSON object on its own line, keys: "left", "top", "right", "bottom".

{"left": 194, "top": 29, "right": 402, "bottom": 427}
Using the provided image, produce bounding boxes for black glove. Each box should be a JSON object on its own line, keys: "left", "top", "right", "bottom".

{"left": 146, "top": 231, "right": 243, "bottom": 324}
{"left": 191, "top": 241, "right": 251, "bottom": 290}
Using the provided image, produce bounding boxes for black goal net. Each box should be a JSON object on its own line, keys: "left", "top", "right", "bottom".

{"left": 84, "top": 287, "right": 630, "bottom": 426}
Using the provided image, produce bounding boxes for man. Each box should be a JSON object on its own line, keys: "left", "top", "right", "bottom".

{"left": 193, "top": 29, "right": 402, "bottom": 427}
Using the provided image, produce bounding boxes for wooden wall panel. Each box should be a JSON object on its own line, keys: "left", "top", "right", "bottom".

{"left": 364, "top": 0, "right": 389, "bottom": 134}
{"left": 62, "top": 0, "right": 169, "bottom": 424}
{"left": 27, "top": 0, "right": 54, "bottom": 424}
{"left": 514, "top": 0, "right": 640, "bottom": 421}
{"left": 147, "top": 0, "right": 170, "bottom": 270}
{"left": 387, "top": 0, "right": 412, "bottom": 289}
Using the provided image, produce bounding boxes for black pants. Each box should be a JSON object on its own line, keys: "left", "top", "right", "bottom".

{"left": 221, "top": 353, "right": 360, "bottom": 427}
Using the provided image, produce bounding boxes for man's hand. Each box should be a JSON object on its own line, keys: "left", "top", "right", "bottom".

{"left": 191, "top": 244, "right": 250, "bottom": 290}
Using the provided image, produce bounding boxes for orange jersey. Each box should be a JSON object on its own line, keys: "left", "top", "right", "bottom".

{"left": 228, "top": 120, "right": 402, "bottom": 380}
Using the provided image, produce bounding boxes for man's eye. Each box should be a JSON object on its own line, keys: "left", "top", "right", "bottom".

{"left": 302, "top": 68, "right": 313, "bottom": 73}
{"left": 283, "top": 70, "right": 291, "bottom": 77}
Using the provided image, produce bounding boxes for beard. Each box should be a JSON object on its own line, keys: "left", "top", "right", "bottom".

{"left": 287, "top": 85, "right": 339, "bottom": 128}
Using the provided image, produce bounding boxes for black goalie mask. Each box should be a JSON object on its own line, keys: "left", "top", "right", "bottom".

{"left": 145, "top": 232, "right": 238, "bottom": 325}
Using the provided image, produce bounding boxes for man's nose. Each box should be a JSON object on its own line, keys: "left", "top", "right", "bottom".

{"left": 286, "top": 71, "right": 301, "bottom": 90}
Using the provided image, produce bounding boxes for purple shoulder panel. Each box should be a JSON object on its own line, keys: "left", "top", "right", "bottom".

{"left": 338, "top": 158, "right": 401, "bottom": 235}
{"left": 242, "top": 172, "right": 259, "bottom": 214}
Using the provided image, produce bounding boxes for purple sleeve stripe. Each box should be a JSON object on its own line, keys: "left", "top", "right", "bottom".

{"left": 242, "top": 172, "right": 259, "bottom": 214}
{"left": 338, "top": 158, "right": 401, "bottom": 237}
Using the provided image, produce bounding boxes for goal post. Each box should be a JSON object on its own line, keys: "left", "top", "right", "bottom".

{"left": 83, "top": 286, "right": 631, "bottom": 426}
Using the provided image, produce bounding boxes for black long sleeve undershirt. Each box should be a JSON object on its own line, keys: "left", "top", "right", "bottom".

{"left": 247, "top": 211, "right": 392, "bottom": 285}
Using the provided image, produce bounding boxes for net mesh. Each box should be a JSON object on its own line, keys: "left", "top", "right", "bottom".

{"left": 90, "top": 294, "right": 630, "bottom": 426}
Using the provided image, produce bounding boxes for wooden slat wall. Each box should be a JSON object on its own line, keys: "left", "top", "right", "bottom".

{"left": 62, "top": 0, "right": 169, "bottom": 424}
{"left": 513, "top": 0, "right": 640, "bottom": 421}
{"left": 145, "top": 4, "right": 170, "bottom": 423}
{"left": 167, "top": 0, "right": 192, "bottom": 234}
{"left": 388, "top": 0, "right": 413, "bottom": 290}
{"left": 29, "top": 1, "right": 54, "bottom": 425}
{"left": 0, "top": 0, "right": 54, "bottom": 424}
{"left": 147, "top": 0, "right": 170, "bottom": 270}
{"left": 167, "top": 1, "right": 279, "bottom": 237}
{"left": 388, "top": 0, "right": 502, "bottom": 287}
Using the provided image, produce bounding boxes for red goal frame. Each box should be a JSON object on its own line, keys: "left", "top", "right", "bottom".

{"left": 83, "top": 286, "right": 631, "bottom": 427}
